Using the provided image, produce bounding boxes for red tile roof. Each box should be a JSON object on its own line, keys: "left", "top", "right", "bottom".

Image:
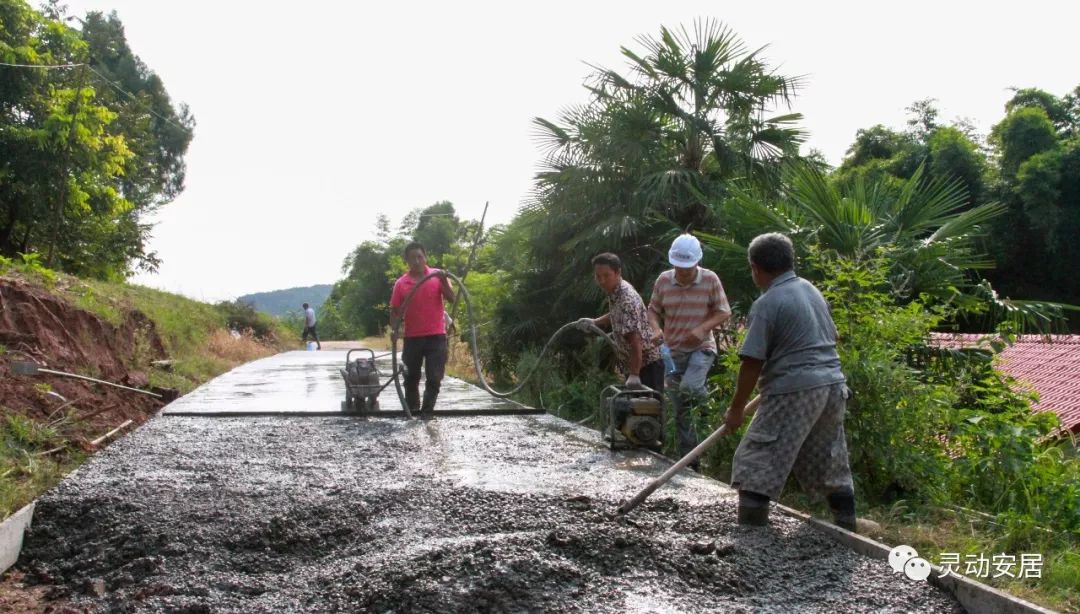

{"left": 929, "top": 334, "right": 1080, "bottom": 434}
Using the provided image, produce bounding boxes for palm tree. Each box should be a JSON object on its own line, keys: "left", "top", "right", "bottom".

{"left": 598, "top": 19, "right": 805, "bottom": 203}
{"left": 517, "top": 20, "right": 807, "bottom": 319}
{"left": 700, "top": 162, "right": 1072, "bottom": 330}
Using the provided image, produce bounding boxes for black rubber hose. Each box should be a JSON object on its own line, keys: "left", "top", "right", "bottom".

{"left": 389, "top": 270, "right": 616, "bottom": 414}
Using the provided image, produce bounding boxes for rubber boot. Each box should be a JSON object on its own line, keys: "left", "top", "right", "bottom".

{"left": 827, "top": 489, "right": 857, "bottom": 532}
{"left": 405, "top": 385, "right": 420, "bottom": 414}
{"left": 420, "top": 387, "right": 439, "bottom": 420}
{"left": 737, "top": 490, "right": 770, "bottom": 526}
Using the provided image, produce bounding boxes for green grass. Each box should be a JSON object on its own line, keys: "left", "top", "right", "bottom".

{"left": 868, "top": 504, "right": 1079, "bottom": 613}
{"left": 70, "top": 279, "right": 228, "bottom": 358}
{"left": 168, "top": 354, "right": 232, "bottom": 393}
{"left": 61, "top": 273, "right": 297, "bottom": 393}
{"left": 0, "top": 413, "right": 87, "bottom": 518}
{"left": 770, "top": 490, "right": 1079, "bottom": 613}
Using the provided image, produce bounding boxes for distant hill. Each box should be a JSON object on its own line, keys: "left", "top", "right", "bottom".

{"left": 238, "top": 284, "right": 333, "bottom": 317}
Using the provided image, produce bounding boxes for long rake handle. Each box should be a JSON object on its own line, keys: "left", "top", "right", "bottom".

{"left": 11, "top": 362, "right": 162, "bottom": 398}
{"left": 617, "top": 395, "right": 762, "bottom": 515}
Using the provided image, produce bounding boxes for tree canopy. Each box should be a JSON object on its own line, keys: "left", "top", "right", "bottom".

{"left": 0, "top": 0, "right": 194, "bottom": 280}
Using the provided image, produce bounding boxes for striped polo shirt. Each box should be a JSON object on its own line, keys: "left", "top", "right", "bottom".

{"left": 648, "top": 267, "right": 731, "bottom": 353}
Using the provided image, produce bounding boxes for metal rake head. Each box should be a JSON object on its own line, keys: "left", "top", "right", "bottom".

{"left": 10, "top": 361, "right": 41, "bottom": 376}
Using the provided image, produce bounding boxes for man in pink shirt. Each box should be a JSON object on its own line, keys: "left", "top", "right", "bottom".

{"left": 390, "top": 242, "right": 455, "bottom": 418}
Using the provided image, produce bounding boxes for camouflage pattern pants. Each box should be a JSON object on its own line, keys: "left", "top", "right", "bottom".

{"left": 730, "top": 382, "right": 853, "bottom": 501}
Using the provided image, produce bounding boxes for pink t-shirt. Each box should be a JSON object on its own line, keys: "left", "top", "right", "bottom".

{"left": 390, "top": 267, "right": 447, "bottom": 338}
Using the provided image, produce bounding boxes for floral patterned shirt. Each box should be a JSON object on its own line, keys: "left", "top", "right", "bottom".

{"left": 608, "top": 279, "right": 662, "bottom": 374}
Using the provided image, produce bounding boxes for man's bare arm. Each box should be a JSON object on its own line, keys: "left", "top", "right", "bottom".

{"left": 647, "top": 308, "right": 663, "bottom": 340}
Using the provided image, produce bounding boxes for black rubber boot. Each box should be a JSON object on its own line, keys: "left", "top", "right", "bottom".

{"left": 737, "top": 490, "right": 770, "bottom": 526}
{"left": 827, "top": 489, "right": 857, "bottom": 532}
{"left": 738, "top": 506, "right": 769, "bottom": 526}
{"left": 405, "top": 386, "right": 420, "bottom": 413}
{"left": 420, "top": 387, "right": 439, "bottom": 420}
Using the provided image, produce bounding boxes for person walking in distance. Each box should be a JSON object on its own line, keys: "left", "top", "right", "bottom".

{"left": 389, "top": 242, "right": 455, "bottom": 419}
{"left": 648, "top": 234, "right": 731, "bottom": 470}
{"left": 301, "top": 303, "right": 321, "bottom": 350}
{"left": 724, "top": 233, "right": 856, "bottom": 531}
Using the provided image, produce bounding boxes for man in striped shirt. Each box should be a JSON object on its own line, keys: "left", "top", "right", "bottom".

{"left": 648, "top": 234, "right": 731, "bottom": 468}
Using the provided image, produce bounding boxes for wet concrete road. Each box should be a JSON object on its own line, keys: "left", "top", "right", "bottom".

{"left": 163, "top": 350, "right": 524, "bottom": 415}
{"left": 19, "top": 351, "right": 962, "bottom": 612}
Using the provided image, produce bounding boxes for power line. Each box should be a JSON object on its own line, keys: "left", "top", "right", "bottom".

{"left": 0, "top": 61, "right": 85, "bottom": 69}
{"left": 85, "top": 65, "right": 189, "bottom": 132}
{"left": 1, "top": 60, "right": 189, "bottom": 133}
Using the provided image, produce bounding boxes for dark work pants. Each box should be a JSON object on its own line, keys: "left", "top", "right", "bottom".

{"left": 401, "top": 334, "right": 448, "bottom": 416}
{"left": 639, "top": 359, "right": 665, "bottom": 395}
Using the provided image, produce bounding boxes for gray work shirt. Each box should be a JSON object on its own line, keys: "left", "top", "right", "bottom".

{"left": 739, "top": 271, "right": 845, "bottom": 395}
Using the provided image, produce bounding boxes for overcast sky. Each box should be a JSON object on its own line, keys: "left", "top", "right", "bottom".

{"left": 61, "top": 0, "right": 1080, "bottom": 302}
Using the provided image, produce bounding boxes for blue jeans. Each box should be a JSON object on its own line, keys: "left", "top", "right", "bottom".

{"left": 667, "top": 349, "right": 716, "bottom": 457}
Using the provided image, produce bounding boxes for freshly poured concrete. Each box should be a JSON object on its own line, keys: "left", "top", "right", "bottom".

{"left": 19, "top": 351, "right": 962, "bottom": 612}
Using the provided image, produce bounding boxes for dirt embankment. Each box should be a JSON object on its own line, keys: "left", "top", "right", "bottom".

{"left": 0, "top": 277, "right": 168, "bottom": 437}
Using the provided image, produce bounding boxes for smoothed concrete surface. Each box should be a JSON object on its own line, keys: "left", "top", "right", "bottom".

{"left": 162, "top": 350, "right": 522, "bottom": 415}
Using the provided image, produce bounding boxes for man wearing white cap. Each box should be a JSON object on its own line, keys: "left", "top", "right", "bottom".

{"left": 648, "top": 234, "right": 731, "bottom": 469}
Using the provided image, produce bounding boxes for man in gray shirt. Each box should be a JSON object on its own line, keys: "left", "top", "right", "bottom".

{"left": 723, "top": 233, "right": 856, "bottom": 531}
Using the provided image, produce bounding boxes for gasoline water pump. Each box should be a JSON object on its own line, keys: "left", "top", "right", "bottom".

{"left": 601, "top": 385, "right": 664, "bottom": 451}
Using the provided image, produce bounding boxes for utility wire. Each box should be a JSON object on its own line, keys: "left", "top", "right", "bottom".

{"left": 85, "top": 66, "right": 189, "bottom": 132}
{"left": 1, "top": 60, "right": 189, "bottom": 133}
{"left": 0, "top": 61, "right": 85, "bottom": 69}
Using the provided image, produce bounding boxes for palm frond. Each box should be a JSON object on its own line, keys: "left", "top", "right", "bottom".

{"left": 619, "top": 47, "right": 658, "bottom": 81}
{"left": 531, "top": 117, "right": 572, "bottom": 156}
{"left": 785, "top": 163, "right": 880, "bottom": 257}
{"left": 925, "top": 201, "right": 1006, "bottom": 243}
{"left": 967, "top": 281, "right": 1078, "bottom": 333}
{"left": 696, "top": 231, "right": 749, "bottom": 257}
{"left": 887, "top": 164, "right": 971, "bottom": 237}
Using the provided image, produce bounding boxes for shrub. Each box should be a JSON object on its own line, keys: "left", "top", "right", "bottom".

{"left": 512, "top": 340, "right": 618, "bottom": 423}
{"left": 206, "top": 329, "right": 276, "bottom": 364}
{"left": 216, "top": 300, "right": 278, "bottom": 340}
{"left": 813, "top": 253, "right": 956, "bottom": 504}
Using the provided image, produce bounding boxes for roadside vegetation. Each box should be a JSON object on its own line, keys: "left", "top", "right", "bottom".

{"left": 0, "top": 1, "right": 194, "bottom": 280}
{"left": 0, "top": 413, "right": 86, "bottom": 524}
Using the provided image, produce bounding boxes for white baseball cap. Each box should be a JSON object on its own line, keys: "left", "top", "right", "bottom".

{"left": 668, "top": 234, "right": 703, "bottom": 268}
